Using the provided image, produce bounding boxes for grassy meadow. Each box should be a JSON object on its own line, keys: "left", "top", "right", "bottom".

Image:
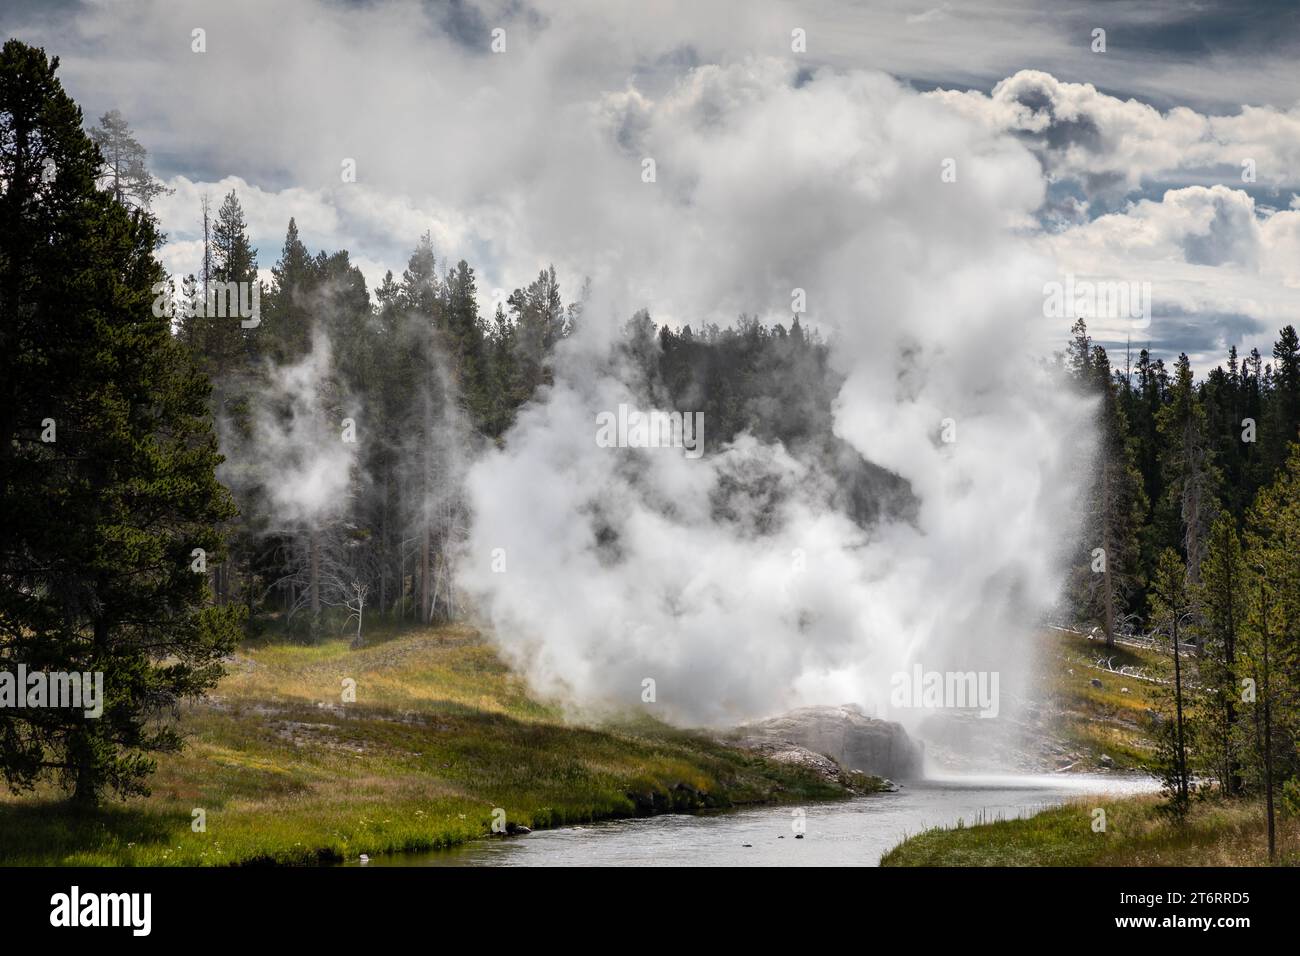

{"left": 0, "top": 624, "right": 860, "bottom": 866}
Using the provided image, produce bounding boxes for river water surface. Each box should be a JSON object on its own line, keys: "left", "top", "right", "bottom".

{"left": 357, "top": 773, "right": 1159, "bottom": 867}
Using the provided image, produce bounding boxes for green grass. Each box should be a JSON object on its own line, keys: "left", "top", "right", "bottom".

{"left": 0, "top": 625, "right": 867, "bottom": 866}
{"left": 885, "top": 630, "right": 1298, "bottom": 867}
{"left": 881, "top": 792, "right": 1300, "bottom": 867}
{"left": 1043, "top": 631, "right": 1167, "bottom": 771}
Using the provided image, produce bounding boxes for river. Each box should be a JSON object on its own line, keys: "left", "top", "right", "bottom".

{"left": 353, "top": 772, "right": 1159, "bottom": 867}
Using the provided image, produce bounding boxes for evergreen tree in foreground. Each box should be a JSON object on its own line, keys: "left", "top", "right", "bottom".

{"left": 1196, "top": 513, "right": 1246, "bottom": 796}
{"left": 1241, "top": 445, "right": 1300, "bottom": 857}
{"left": 0, "top": 40, "right": 244, "bottom": 804}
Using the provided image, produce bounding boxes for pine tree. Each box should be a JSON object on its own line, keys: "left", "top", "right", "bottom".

{"left": 1157, "top": 353, "right": 1218, "bottom": 585}
{"left": 508, "top": 265, "right": 567, "bottom": 401}
{"left": 87, "top": 109, "right": 171, "bottom": 211}
{"left": 0, "top": 40, "right": 243, "bottom": 804}
{"left": 1241, "top": 346, "right": 1268, "bottom": 500}
{"left": 184, "top": 190, "right": 257, "bottom": 380}
{"left": 443, "top": 259, "right": 487, "bottom": 424}
{"left": 1202, "top": 359, "right": 1247, "bottom": 516}
{"left": 1149, "top": 549, "right": 1193, "bottom": 818}
{"left": 1241, "top": 445, "right": 1300, "bottom": 858}
{"left": 212, "top": 189, "right": 259, "bottom": 362}
{"left": 1082, "top": 346, "right": 1146, "bottom": 646}
{"left": 1268, "top": 326, "right": 1300, "bottom": 473}
{"left": 264, "top": 217, "right": 316, "bottom": 363}
{"left": 182, "top": 189, "right": 260, "bottom": 608}
{"left": 1196, "top": 513, "right": 1245, "bottom": 795}
{"left": 398, "top": 235, "right": 444, "bottom": 624}
{"left": 1065, "top": 317, "right": 1092, "bottom": 380}
{"left": 485, "top": 303, "right": 517, "bottom": 437}
{"left": 315, "top": 248, "right": 372, "bottom": 391}
{"left": 400, "top": 231, "right": 440, "bottom": 319}
{"left": 1125, "top": 347, "right": 1166, "bottom": 607}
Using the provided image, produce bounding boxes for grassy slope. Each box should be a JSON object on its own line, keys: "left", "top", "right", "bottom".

{"left": 885, "top": 629, "right": 1298, "bottom": 866}
{"left": 1042, "top": 631, "right": 1166, "bottom": 770}
{"left": 0, "top": 625, "right": 858, "bottom": 866}
{"left": 881, "top": 793, "right": 1300, "bottom": 866}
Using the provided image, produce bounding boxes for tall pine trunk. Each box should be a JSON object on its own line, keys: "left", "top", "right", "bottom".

{"left": 1171, "top": 613, "right": 1188, "bottom": 805}
{"left": 309, "top": 527, "right": 320, "bottom": 620}
{"left": 1222, "top": 524, "right": 1241, "bottom": 796}
{"left": 1101, "top": 455, "right": 1116, "bottom": 648}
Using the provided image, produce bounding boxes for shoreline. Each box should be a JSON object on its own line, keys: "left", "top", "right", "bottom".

{"left": 0, "top": 626, "right": 1168, "bottom": 867}
{"left": 0, "top": 626, "right": 883, "bottom": 867}
{"left": 881, "top": 790, "right": 1297, "bottom": 866}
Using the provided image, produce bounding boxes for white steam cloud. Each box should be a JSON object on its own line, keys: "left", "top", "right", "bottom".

{"left": 458, "top": 60, "right": 1094, "bottom": 727}
{"left": 220, "top": 332, "right": 358, "bottom": 529}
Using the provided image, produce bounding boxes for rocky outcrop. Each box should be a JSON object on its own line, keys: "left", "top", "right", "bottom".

{"left": 734, "top": 704, "right": 924, "bottom": 780}
{"left": 744, "top": 740, "right": 842, "bottom": 780}
{"left": 737, "top": 737, "right": 895, "bottom": 792}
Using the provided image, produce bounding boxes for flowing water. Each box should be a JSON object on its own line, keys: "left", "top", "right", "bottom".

{"left": 353, "top": 773, "right": 1159, "bottom": 867}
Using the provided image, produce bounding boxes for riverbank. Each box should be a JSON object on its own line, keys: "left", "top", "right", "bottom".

{"left": 367, "top": 773, "right": 1158, "bottom": 867}
{"left": 0, "top": 625, "right": 882, "bottom": 866}
{"left": 880, "top": 792, "right": 1299, "bottom": 866}
{"left": 884, "top": 630, "right": 1299, "bottom": 866}
{"left": 918, "top": 628, "right": 1167, "bottom": 775}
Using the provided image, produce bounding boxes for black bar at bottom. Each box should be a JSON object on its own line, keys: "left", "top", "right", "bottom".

{"left": 0, "top": 865, "right": 1274, "bottom": 942}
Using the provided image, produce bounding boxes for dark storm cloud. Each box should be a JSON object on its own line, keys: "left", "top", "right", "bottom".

{"left": 1088, "top": 0, "right": 1300, "bottom": 58}
{"left": 0, "top": 0, "right": 82, "bottom": 29}
{"left": 1109, "top": 307, "right": 1270, "bottom": 361}
{"left": 825, "top": 0, "right": 1300, "bottom": 114}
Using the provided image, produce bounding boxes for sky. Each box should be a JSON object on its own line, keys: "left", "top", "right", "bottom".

{"left": 4, "top": 0, "right": 1298, "bottom": 371}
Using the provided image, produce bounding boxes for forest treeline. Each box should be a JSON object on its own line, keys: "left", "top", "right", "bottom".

{"left": 174, "top": 192, "right": 873, "bottom": 639}
{"left": 1063, "top": 316, "right": 1300, "bottom": 836}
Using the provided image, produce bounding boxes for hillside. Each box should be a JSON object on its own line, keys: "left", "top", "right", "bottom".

{"left": 0, "top": 626, "right": 872, "bottom": 866}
